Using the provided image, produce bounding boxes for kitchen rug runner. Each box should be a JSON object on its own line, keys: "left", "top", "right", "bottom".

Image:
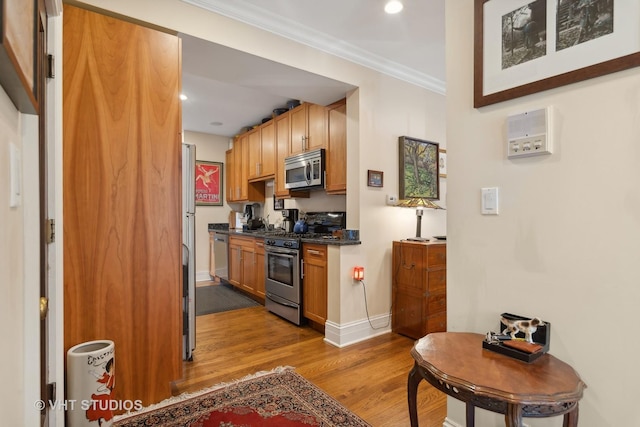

{"left": 113, "top": 366, "right": 371, "bottom": 427}
{"left": 195, "top": 283, "right": 259, "bottom": 315}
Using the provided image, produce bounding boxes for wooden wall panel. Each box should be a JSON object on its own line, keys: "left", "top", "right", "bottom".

{"left": 63, "top": 5, "right": 182, "bottom": 406}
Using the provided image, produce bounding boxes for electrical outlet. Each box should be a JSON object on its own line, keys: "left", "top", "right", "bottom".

{"left": 386, "top": 194, "right": 398, "bottom": 205}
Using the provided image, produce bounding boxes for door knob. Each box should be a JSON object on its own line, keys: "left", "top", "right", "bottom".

{"left": 40, "top": 296, "right": 49, "bottom": 320}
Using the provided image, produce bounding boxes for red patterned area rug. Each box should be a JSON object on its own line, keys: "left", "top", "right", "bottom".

{"left": 113, "top": 367, "right": 370, "bottom": 427}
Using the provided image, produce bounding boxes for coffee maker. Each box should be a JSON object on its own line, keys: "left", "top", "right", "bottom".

{"left": 281, "top": 209, "right": 299, "bottom": 233}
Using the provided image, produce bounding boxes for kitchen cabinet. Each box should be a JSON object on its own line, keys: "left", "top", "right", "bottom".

{"left": 248, "top": 120, "right": 276, "bottom": 180}
{"left": 392, "top": 240, "right": 446, "bottom": 339}
{"left": 228, "top": 235, "right": 255, "bottom": 294}
{"left": 254, "top": 240, "right": 266, "bottom": 298}
{"left": 325, "top": 99, "right": 347, "bottom": 195}
{"left": 225, "top": 149, "right": 234, "bottom": 202}
{"left": 302, "top": 243, "right": 328, "bottom": 328}
{"left": 274, "top": 111, "right": 310, "bottom": 199}
{"left": 289, "top": 103, "right": 327, "bottom": 155}
{"left": 228, "top": 235, "right": 266, "bottom": 300}
{"left": 226, "top": 134, "right": 265, "bottom": 203}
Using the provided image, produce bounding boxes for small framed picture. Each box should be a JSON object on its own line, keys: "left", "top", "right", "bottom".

{"left": 439, "top": 149, "right": 447, "bottom": 178}
{"left": 273, "top": 195, "right": 284, "bottom": 210}
{"left": 367, "top": 170, "right": 383, "bottom": 187}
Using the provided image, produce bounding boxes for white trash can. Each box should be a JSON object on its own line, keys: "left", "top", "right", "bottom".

{"left": 66, "top": 340, "right": 115, "bottom": 427}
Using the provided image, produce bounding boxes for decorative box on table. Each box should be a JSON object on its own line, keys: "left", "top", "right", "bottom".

{"left": 483, "top": 312, "right": 550, "bottom": 363}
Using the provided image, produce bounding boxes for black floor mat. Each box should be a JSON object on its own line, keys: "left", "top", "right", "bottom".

{"left": 195, "top": 283, "right": 259, "bottom": 316}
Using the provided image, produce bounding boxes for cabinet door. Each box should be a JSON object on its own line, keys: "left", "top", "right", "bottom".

{"left": 302, "top": 244, "right": 327, "bottom": 324}
{"left": 247, "top": 128, "right": 261, "bottom": 179}
{"left": 306, "top": 103, "right": 327, "bottom": 151}
{"left": 260, "top": 120, "right": 275, "bottom": 178}
{"left": 254, "top": 240, "right": 266, "bottom": 298}
{"left": 289, "top": 103, "right": 307, "bottom": 155}
{"left": 325, "top": 100, "right": 346, "bottom": 194}
{"left": 233, "top": 136, "right": 244, "bottom": 200}
{"left": 228, "top": 244, "right": 242, "bottom": 287}
{"left": 240, "top": 246, "right": 256, "bottom": 294}
{"left": 225, "top": 149, "right": 234, "bottom": 202}
{"left": 275, "top": 113, "right": 290, "bottom": 196}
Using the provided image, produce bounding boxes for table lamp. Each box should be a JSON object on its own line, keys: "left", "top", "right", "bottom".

{"left": 397, "top": 197, "right": 444, "bottom": 241}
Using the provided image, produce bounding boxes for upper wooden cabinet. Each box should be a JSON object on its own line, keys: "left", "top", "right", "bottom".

{"left": 274, "top": 110, "right": 309, "bottom": 199}
{"left": 289, "top": 103, "right": 327, "bottom": 155}
{"left": 248, "top": 120, "right": 276, "bottom": 181}
{"left": 325, "top": 99, "right": 347, "bottom": 195}
{"left": 226, "top": 133, "right": 265, "bottom": 203}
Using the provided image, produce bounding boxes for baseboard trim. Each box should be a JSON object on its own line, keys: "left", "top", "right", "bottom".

{"left": 196, "top": 271, "right": 212, "bottom": 282}
{"left": 443, "top": 417, "right": 463, "bottom": 427}
{"left": 324, "top": 313, "right": 391, "bottom": 347}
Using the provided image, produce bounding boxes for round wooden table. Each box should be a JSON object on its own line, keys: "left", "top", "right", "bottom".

{"left": 408, "top": 332, "right": 586, "bottom": 427}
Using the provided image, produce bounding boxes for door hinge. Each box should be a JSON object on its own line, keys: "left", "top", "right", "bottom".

{"left": 46, "top": 382, "right": 56, "bottom": 405}
{"left": 47, "top": 54, "right": 55, "bottom": 79}
{"left": 45, "top": 218, "right": 55, "bottom": 243}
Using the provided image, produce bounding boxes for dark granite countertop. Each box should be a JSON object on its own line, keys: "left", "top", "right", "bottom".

{"left": 208, "top": 223, "right": 230, "bottom": 231}
{"left": 209, "top": 227, "right": 360, "bottom": 246}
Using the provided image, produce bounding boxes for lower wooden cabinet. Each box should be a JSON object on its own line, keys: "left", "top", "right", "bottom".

{"left": 254, "top": 240, "right": 266, "bottom": 298}
{"left": 392, "top": 240, "right": 447, "bottom": 339}
{"left": 302, "top": 243, "right": 328, "bottom": 326}
{"left": 229, "top": 235, "right": 265, "bottom": 300}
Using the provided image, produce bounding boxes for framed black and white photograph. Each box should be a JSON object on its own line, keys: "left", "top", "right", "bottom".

{"left": 367, "top": 170, "right": 384, "bottom": 187}
{"left": 439, "top": 149, "right": 447, "bottom": 178}
{"left": 273, "top": 195, "right": 284, "bottom": 210}
{"left": 475, "top": 0, "right": 640, "bottom": 107}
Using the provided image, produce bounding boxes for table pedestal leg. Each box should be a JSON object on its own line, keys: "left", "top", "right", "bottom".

{"left": 465, "top": 402, "right": 475, "bottom": 427}
{"left": 505, "top": 404, "right": 523, "bottom": 427}
{"left": 563, "top": 404, "right": 579, "bottom": 427}
{"left": 407, "top": 362, "right": 422, "bottom": 427}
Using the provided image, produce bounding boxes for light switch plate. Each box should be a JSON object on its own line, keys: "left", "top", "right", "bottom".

{"left": 481, "top": 187, "right": 498, "bottom": 215}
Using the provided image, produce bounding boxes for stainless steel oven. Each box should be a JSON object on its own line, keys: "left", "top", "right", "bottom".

{"left": 264, "top": 237, "right": 302, "bottom": 325}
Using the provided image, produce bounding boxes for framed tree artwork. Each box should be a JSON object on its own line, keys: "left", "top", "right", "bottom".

{"left": 398, "top": 136, "right": 440, "bottom": 200}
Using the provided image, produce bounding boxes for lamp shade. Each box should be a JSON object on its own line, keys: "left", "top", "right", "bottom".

{"left": 396, "top": 197, "right": 444, "bottom": 210}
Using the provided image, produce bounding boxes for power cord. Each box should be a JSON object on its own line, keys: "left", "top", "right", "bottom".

{"left": 358, "top": 279, "right": 392, "bottom": 330}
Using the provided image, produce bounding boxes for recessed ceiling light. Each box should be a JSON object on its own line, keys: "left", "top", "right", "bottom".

{"left": 179, "top": 93, "right": 188, "bottom": 101}
{"left": 210, "top": 121, "right": 223, "bottom": 126}
{"left": 384, "top": 0, "right": 403, "bottom": 14}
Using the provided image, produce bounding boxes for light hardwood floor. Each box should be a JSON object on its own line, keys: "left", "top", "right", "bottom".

{"left": 174, "top": 303, "right": 447, "bottom": 426}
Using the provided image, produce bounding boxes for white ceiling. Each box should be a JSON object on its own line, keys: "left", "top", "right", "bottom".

{"left": 179, "top": 0, "right": 446, "bottom": 137}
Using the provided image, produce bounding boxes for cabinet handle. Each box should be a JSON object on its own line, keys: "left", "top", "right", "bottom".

{"left": 307, "top": 249, "right": 321, "bottom": 255}
{"left": 301, "top": 259, "right": 305, "bottom": 279}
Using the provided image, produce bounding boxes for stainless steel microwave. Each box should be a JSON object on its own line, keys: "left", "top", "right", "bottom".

{"left": 284, "top": 148, "right": 325, "bottom": 190}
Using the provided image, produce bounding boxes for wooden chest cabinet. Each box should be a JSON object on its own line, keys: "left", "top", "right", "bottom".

{"left": 392, "top": 241, "right": 446, "bottom": 339}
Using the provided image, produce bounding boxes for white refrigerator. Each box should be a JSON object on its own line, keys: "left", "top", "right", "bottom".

{"left": 182, "top": 143, "right": 196, "bottom": 361}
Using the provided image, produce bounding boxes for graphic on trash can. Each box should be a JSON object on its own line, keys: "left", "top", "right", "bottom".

{"left": 67, "top": 340, "right": 115, "bottom": 427}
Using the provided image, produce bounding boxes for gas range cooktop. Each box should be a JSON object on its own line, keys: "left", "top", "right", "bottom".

{"left": 263, "top": 231, "right": 337, "bottom": 239}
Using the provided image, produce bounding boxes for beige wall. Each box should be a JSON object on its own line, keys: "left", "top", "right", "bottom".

{"left": 0, "top": 87, "right": 41, "bottom": 425}
{"left": 0, "top": 85, "right": 26, "bottom": 426}
{"left": 447, "top": 2, "right": 640, "bottom": 426}
{"left": 183, "top": 131, "right": 231, "bottom": 279}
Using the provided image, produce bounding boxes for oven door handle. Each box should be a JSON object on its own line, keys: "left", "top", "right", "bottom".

{"left": 265, "top": 247, "right": 297, "bottom": 257}
{"left": 266, "top": 292, "right": 298, "bottom": 309}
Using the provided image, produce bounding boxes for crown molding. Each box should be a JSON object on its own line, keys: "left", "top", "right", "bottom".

{"left": 181, "top": 0, "right": 446, "bottom": 95}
